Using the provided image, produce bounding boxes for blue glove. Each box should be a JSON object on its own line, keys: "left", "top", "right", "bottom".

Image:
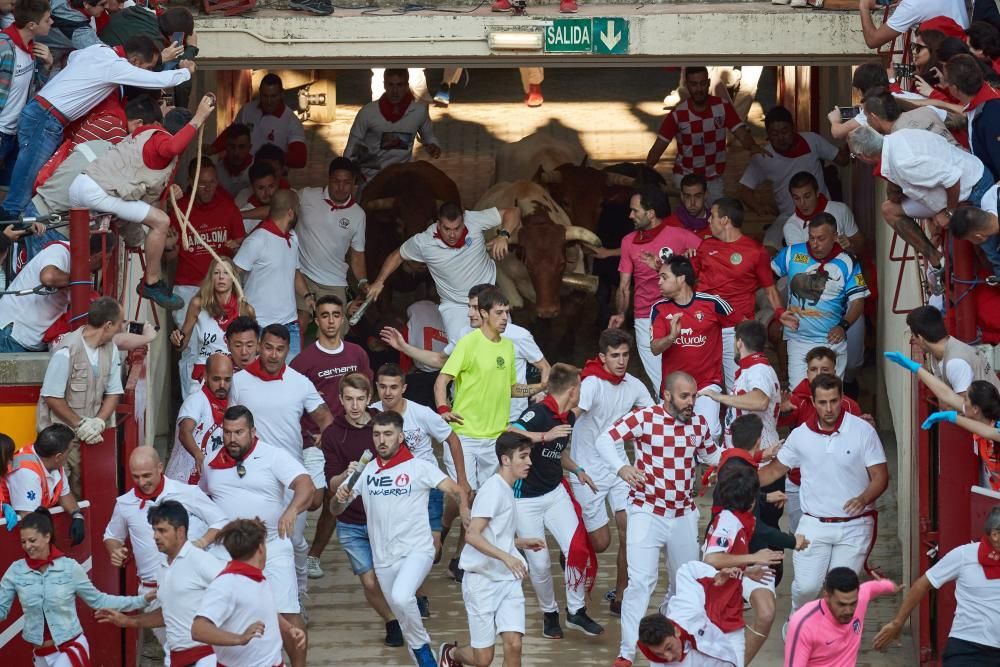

{"left": 884, "top": 351, "right": 920, "bottom": 373}
{"left": 921, "top": 411, "right": 957, "bottom": 430}
{"left": 2, "top": 503, "right": 17, "bottom": 531}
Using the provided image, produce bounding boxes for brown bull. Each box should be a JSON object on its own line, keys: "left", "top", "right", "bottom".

{"left": 361, "top": 161, "right": 461, "bottom": 292}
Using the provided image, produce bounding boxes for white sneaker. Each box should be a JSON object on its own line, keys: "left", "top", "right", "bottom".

{"left": 306, "top": 556, "right": 324, "bottom": 579}
{"left": 782, "top": 620, "right": 789, "bottom": 641}
{"left": 790, "top": 0, "right": 809, "bottom": 6}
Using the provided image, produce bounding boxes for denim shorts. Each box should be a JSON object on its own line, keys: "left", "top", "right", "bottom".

{"left": 428, "top": 487, "right": 444, "bottom": 533}
{"left": 335, "top": 520, "right": 374, "bottom": 575}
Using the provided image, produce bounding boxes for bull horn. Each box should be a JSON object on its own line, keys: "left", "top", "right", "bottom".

{"left": 538, "top": 169, "right": 562, "bottom": 184}
{"left": 604, "top": 172, "right": 635, "bottom": 187}
{"left": 564, "top": 225, "right": 602, "bottom": 247}
{"left": 364, "top": 197, "right": 396, "bottom": 211}
{"left": 561, "top": 273, "right": 599, "bottom": 293}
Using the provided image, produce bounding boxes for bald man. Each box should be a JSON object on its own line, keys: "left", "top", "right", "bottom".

{"left": 104, "top": 446, "right": 229, "bottom": 655}
{"left": 166, "top": 352, "right": 233, "bottom": 484}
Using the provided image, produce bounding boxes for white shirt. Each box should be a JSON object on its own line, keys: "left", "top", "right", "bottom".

{"left": 925, "top": 542, "right": 1000, "bottom": 648}
{"left": 943, "top": 358, "right": 974, "bottom": 394}
{"left": 371, "top": 399, "right": 452, "bottom": 467}
{"left": 0, "top": 42, "right": 34, "bottom": 134}
{"left": 102, "top": 477, "right": 227, "bottom": 583}
{"left": 158, "top": 541, "right": 226, "bottom": 652}
{"left": 882, "top": 129, "right": 986, "bottom": 215}
{"left": 230, "top": 366, "right": 324, "bottom": 461}
{"left": 233, "top": 224, "right": 299, "bottom": 326}
{"left": 234, "top": 101, "right": 306, "bottom": 156}
{"left": 0, "top": 243, "right": 70, "bottom": 349}
{"left": 213, "top": 158, "right": 250, "bottom": 198}
{"left": 40, "top": 341, "right": 124, "bottom": 398}
{"left": 344, "top": 455, "right": 446, "bottom": 569}
{"left": 777, "top": 412, "right": 886, "bottom": 517}
{"left": 196, "top": 569, "right": 284, "bottom": 667}
{"left": 295, "top": 187, "right": 366, "bottom": 287}
{"left": 739, "top": 132, "right": 838, "bottom": 220}
{"left": 38, "top": 44, "right": 190, "bottom": 122}
{"left": 446, "top": 321, "right": 544, "bottom": 421}
{"left": 344, "top": 99, "right": 438, "bottom": 178}
{"left": 165, "top": 389, "right": 225, "bottom": 482}
{"left": 571, "top": 373, "right": 653, "bottom": 480}
{"left": 886, "top": 0, "right": 969, "bottom": 34}
{"left": 405, "top": 300, "right": 447, "bottom": 373}
{"left": 399, "top": 209, "right": 501, "bottom": 305}
{"left": 201, "top": 440, "right": 308, "bottom": 540}
{"left": 725, "top": 361, "right": 781, "bottom": 447}
{"left": 6, "top": 465, "right": 69, "bottom": 512}
{"left": 983, "top": 183, "right": 999, "bottom": 217}
{"left": 458, "top": 473, "right": 525, "bottom": 581}
{"left": 778, "top": 200, "right": 860, "bottom": 249}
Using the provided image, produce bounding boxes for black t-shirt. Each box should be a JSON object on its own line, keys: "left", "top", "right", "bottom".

{"left": 511, "top": 401, "right": 575, "bottom": 499}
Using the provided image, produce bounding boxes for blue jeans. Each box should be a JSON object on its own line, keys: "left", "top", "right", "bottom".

{"left": 286, "top": 321, "right": 301, "bottom": 361}
{"left": 0, "top": 132, "right": 18, "bottom": 186}
{"left": 21, "top": 200, "right": 69, "bottom": 261}
{"left": 0, "top": 323, "right": 32, "bottom": 353}
{"left": 427, "top": 488, "right": 444, "bottom": 533}
{"left": 3, "top": 101, "right": 66, "bottom": 216}
{"left": 335, "top": 521, "right": 374, "bottom": 575}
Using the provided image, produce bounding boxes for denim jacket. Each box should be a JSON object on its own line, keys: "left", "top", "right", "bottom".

{"left": 0, "top": 556, "right": 147, "bottom": 646}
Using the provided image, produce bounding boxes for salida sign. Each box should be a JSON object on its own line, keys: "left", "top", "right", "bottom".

{"left": 543, "top": 17, "right": 629, "bottom": 55}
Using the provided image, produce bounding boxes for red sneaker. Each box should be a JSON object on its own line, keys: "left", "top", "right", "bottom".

{"left": 525, "top": 84, "right": 544, "bottom": 107}
{"left": 491, "top": 0, "right": 512, "bottom": 11}
{"left": 560, "top": 0, "right": 578, "bottom": 12}
{"left": 612, "top": 659, "right": 633, "bottom": 667}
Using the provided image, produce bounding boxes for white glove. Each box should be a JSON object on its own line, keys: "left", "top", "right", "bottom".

{"left": 75, "top": 417, "right": 106, "bottom": 444}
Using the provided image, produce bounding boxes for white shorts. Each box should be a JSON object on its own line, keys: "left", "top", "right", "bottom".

{"left": 570, "top": 472, "right": 629, "bottom": 532}
{"left": 742, "top": 572, "right": 776, "bottom": 601}
{"left": 303, "top": 446, "right": 327, "bottom": 489}
{"left": 462, "top": 572, "right": 526, "bottom": 649}
{"left": 264, "top": 536, "right": 300, "bottom": 614}
{"left": 68, "top": 173, "right": 152, "bottom": 224}
{"left": 445, "top": 435, "right": 498, "bottom": 490}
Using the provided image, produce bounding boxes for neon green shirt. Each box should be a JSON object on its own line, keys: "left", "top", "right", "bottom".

{"left": 441, "top": 329, "right": 517, "bottom": 439}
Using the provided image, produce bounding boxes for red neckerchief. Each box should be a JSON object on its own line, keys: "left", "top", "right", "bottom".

{"left": 324, "top": 195, "right": 355, "bottom": 210}
{"left": 378, "top": 92, "right": 414, "bottom": 123}
{"left": 634, "top": 219, "right": 667, "bottom": 245}
{"left": 255, "top": 218, "right": 292, "bottom": 248}
{"left": 580, "top": 357, "right": 624, "bottom": 385}
{"left": 808, "top": 241, "right": 844, "bottom": 272}
{"left": 1, "top": 25, "right": 32, "bottom": 55}
{"left": 219, "top": 559, "right": 265, "bottom": 582}
{"left": 965, "top": 83, "right": 1000, "bottom": 112}
{"left": 208, "top": 438, "right": 259, "bottom": 470}
{"left": 135, "top": 476, "right": 166, "bottom": 510}
{"left": 243, "top": 357, "right": 285, "bottom": 382}
{"left": 215, "top": 293, "right": 240, "bottom": 332}
{"left": 795, "top": 193, "right": 828, "bottom": 225}
{"left": 978, "top": 537, "right": 1000, "bottom": 580}
{"left": 26, "top": 547, "right": 66, "bottom": 571}
{"left": 774, "top": 133, "right": 811, "bottom": 159}
{"left": 247, "top": 194, "right": 265, "bottom": 208}
{"left": 375, "top": 444, "right": 414, "bottom": 471}
{"left": 805, "top": 408, "right": 846, "bottom": 435}
{"left": 637, "top": 623, "right": 695, "bottom": 663}
{"left": 719, "top": 448, "right": 760, "bottom": 468}
{"left": 542, "top": 394, "right": 570, "bottom": 423}
{"left": 258, "top": 101, "right": 286, "bottom": 118}
{"left": 731, "top": 508, "right": 756, "bottom": 539}
{"left": 433, "top": 222, "right": 469, "bottom": 249}
{"left": 734, "top": 352, "right": 770, "bottom": 381}
{"left": 112, "top": 45, "right": 126, "bottom": 58}
{"left": 223, "top": 154, "right": 252, "bottom": 176}
{"left": 201, "top": 384, "right": 228, "bottom": 427}
{"left": 560, "top": 478, "right": 599, "bottom": 594}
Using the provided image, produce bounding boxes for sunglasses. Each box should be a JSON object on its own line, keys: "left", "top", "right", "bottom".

{"left": 237, "top": 463, "right": 247, "bottom": 478}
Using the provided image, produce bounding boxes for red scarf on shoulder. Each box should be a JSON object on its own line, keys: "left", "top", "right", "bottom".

{"left": 378, "top": 92, "right": 414, "bottom": 123}
{"left": 580, "top": 357, "right": 624, "bottom": 385}
{"left": 243, "top": 358, "right": 285, "bottom": 381}
{"left": 775, "top": 133, "right": 811, "bottom": 159}
{"left": 979, "top": 537, "right": 1000, "bottom": 580}
{"left": 134, "top": 476, "right": 166, "bottom": 510}
{"left": 734, "top": 352, "right": 770, "bottom": 381}
{"left": 26, "top": 547, "right": 66, "bottom": 571}
{"left": 795, "top": 193, "right": 828, "bottom": 224}
{"left": 219, "top": 560, "right": 265, "bottom": 582}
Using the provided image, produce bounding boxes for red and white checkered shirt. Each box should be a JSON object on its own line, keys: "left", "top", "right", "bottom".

{"left": 657, "top": 95, "right": 744, "bottom": 179}
{"left": 606, "top": 405, "right": 721, "bottom": 517}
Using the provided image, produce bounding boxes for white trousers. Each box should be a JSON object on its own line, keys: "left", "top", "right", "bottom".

{"left": 785, "top": 480, "right": 802, "bottom": 533}
{"left": 695, "top": 384, "right": 723, "bottom": 443}
{"left": 371, "top": 68, "right": 428, "bottom": 101}
{"left": 846, "top": 315, "right": 865, "bottom": 373}
{"left": 139, "top": 582, "right": 170, "bottom": 666}
{"left": 376, "top": 552, "right": 435, "bottom": 655}
{"left": 634, "top": 317, "right": 661, "bottom": 399}
{"left": 791, "top": 514, "right": 874, "bottom": 613}
{"left": 265, "top": 536, "right": 300, "bottom": 614}
{"left": 786, "top": 338, "right": 847, "bottom": 388}
{"left": 726, "top": 629, "right": 746, "bottom": 667}
{"left": 439, "top": 301, "right": 470, "bottom": 345}
{"left": 33, "top": 635, "right": 90, "bottom": 667}
{"left": 173, "top": 284, "right": 200, "bottom": 400}
{"left": 442, "top": 67, "right": 543, "bottom": 93}
{"left": 445, "top": 435, "right": 498, "bottom": 491}
{"left": 69, "top": 173, "right": 152, "bottom": 223}
{"left": 514, "top": 484, "right": 586, "bottom": 614}
{"left": 292, "top": 499, "right": 309, "bottom": 599}
{"left": 721, "top": 326, "right": 736, "bottom": 393}
{"left": 618, "top": 508, "right": 700, "bottom": 660}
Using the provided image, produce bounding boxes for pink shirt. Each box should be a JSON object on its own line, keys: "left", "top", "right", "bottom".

{"left": 784, "top": 579, "right": 896, "bottom": 667}
{"left": 618, "top": 222, "right": 702, "bottom": 317}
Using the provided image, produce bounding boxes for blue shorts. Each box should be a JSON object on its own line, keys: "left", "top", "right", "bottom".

{"left": 428, "top": 487, "right": 444, "bottom": 533}
{"left": 335, "top": 520, "right": 374, "bottom": 576}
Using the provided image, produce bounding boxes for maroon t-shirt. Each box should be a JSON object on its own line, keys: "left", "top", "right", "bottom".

{"left": 290, "top": 340, "right": 373, "bottom": 444}
{"left": 322, "top": 410, "right": 377, "bottom": 525}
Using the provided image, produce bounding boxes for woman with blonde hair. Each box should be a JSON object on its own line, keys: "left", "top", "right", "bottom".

{"left": 171, "top": 257, "right": 254, "bottom": 397}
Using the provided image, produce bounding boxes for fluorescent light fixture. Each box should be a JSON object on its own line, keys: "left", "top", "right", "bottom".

{"left": 488, "top": 31, "right": 543, "bottom": 51}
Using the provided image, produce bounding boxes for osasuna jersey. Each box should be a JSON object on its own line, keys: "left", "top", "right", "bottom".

{"left": 724, "top": 359, "right": 781, "bottom": 447}
{"left": 772, "top": 242, "right": 869, "bottom": 342}
{"left": 650, "top": 292, "right": 732, "bottom": 392}
{"left": 346, "top": 453, "right": 446, "bottom": 569}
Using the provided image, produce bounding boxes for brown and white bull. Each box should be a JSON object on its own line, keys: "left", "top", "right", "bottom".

{"left": 361, "top": 161, "right": 461, "bottom": 293}
{"left": 475, "top": 180, "right": 601, "bottom": 318}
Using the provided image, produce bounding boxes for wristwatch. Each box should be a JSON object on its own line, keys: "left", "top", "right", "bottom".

{"left": 497, "top": 229, "right": 511, "bottom": 239}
